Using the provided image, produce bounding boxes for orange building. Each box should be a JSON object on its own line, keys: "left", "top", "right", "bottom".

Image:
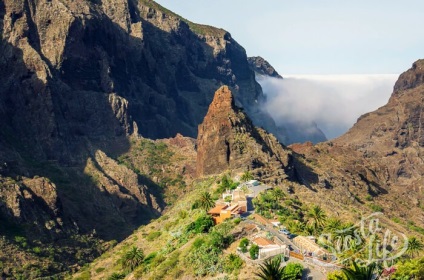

{"left": 208, "top": 203, "right": 245, "bottom": 224}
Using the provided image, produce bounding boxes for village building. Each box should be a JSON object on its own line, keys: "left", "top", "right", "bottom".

{"left": 208, "top": 202, "right": 245, "bottom": 224}
{"left": 292, "top": 235, "right": 331, "bottom": 260}
{"left": 252, "top": 236, "right": 289, "bottom": 259}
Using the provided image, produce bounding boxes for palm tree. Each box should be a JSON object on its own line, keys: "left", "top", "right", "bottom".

{"left": 341, "top": 260, "right": 376, "bottom": 280}
{"left": 406, "top": 237, "right": 423, "bottom": 258}
{"left": 286, "top": 220, "right": 303, "bottom": 234}
{"left": 241, "top": 170, "right": 254, "bottom": 182}
{"left": 325, "top": 218, "right": 343, "bottom": 233}
{"left": 120, "top": 246, "right": 144, "bottom": 271}
{"left": 307, "top": 205, "right": 327, "bottom": 233}
{"left": 254, "top": 257, "right": 285, "bottom": 280}
{"left": 198, "top": 191, "right": 215, "bottom": 211}
{"left": 331, "top": 223, "right": 363, "bottom": 260}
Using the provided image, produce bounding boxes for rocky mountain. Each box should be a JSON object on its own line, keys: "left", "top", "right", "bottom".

{"left": 248, "top": 56, "right": 283, "bottom": 78}
{"left": 196, "top": 86, "right": 295, "bottom": 184}
{"left": 0, "top": 0, "right": 327, "bottom": 253}
{"left": 335, "top": 60, "right": 424, "bottom": 189}
{"left": 0, "top": 0, "right": 303, "bottom": 276}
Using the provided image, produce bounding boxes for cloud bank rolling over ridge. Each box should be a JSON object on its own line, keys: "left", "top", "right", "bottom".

{"left": 258, "top": 74, "right": 399, "bottom": 140}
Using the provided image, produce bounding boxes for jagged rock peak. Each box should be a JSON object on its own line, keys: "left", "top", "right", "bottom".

{"left": 393, "top": 59, "right": 424, "bottom": 93}
{"left": 207, "top": 85, "right": 236, "bottom": 114}
{"left": 248, "top": 56, "right": 283, "bottom": 78}
{"left": 196, "top": 86, "right": 294, "bottom": 181}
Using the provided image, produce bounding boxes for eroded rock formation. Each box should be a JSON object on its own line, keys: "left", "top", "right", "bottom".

{"left": 196, "top": 86, "right": 295, "bottom": 184}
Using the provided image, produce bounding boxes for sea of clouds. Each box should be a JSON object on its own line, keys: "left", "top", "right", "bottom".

{"left": 257, "top": 74, "right": 399, "bottom": 140}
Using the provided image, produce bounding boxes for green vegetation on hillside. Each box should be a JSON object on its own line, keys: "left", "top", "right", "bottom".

{"left": 393, "top": 256, "right": 424, "bottom": 279}
{"left": 73, "top": 177, "right": 248, "bottom": 279}
{"left": 117, "top": 138, "right": 187, "bottom": 205}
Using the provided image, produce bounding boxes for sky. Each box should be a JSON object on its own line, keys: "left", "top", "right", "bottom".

{"left": 154, "top": 1, "right": 423, "bottom": 140}
{"left": 155, "top": 0, "right": 424, "bottom": 75}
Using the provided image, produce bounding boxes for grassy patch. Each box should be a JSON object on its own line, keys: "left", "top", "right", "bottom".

{"left": 146, "top": 231, "right": 161, "bottom": 241}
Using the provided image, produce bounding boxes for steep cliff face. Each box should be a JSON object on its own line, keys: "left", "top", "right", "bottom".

{"left": 0, "top": 0, "right": 280, "bottom": 163}
{"left": 196, "top": 86, "right": 295, "bottom": 184}
{"left": 0, "top": 0, "right": 270, "bottom": 233}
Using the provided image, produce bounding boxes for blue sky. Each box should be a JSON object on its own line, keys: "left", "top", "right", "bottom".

{"left": 155, "top": 0, "right": 424, "bottom": 75}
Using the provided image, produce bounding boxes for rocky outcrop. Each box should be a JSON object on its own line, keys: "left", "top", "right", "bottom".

{"left": 0, "top": 177, "right": 66, "bottom": 237}
{"left": 393, "top": 59, "right": 424, "bottom": 92}
{"left": 248, "top": 56, "right": 283, "bottom": 78}
{"left": 196, "top": 86, "right": 295, "bottom": 184}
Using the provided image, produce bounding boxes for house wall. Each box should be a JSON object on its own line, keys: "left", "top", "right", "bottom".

{"left": 214, "top": 210, "right": 232, "bottom": 224}
{"left": 259, "top": 246, "right": 288, "bottom": 259}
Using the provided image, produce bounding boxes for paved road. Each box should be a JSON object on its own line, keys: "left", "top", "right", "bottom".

{"left": 246, "top": 184, "right": 273, "bottom": 198}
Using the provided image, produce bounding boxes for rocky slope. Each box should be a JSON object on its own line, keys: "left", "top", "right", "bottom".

{"left": 335, "top": 60, "right": 424, "bottom": 190}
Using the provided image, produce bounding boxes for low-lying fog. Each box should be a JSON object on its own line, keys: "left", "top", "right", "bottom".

{"left": 258, "top": 74, "right": 399, "bottom": 140}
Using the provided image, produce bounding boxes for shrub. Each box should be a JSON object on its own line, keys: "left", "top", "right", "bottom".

{"left": 146, "top": 231, "right": 161, "bottom": 241}
{"left": 283, "top": 262, "right": 303, "bottom": 279}
{"left": 215, "top": 174, "right": 239, "bottom": 194}
{"left": 193, "top": 237, "right": 205, "bottom": 249}
{"left": 327, "top": 270, "right": 348, "bottom": 280}
{"left": 32, "top": 247, "right": 42, "bottom": 254}
{"left": 143, "top": 251, "right": 157, "bottom": 265}
{"left": 95, "top": 267, "right": 105, "bottom": 273}
{"left": 223, "top": 253, "right": 243, "bottom": 273}
{"left": 186, "top": 215, "right": 214, "bottom": 234}
{"left": 107, "top": 272, "right": 126, "bottom": 280}
{"left": 392, "top": 217, "right": 401, "bottom": 223}
{"left": 369, "top": 203, "right": 383, "bottom": 212}
{"left": 178, "top": 210, "right": 188, "bottom": 219}
{"left": 393, "top": 257, "right": 424, "bottom": 279}
{"left": 208, "top": 231, "right": 226, "bottom": 249}
{"left": 249, "top": 244, "right": 259, "bottom": 259}
{"left": 14, "top": 236, "right": 28, "bottom": 248}
{"left": 186, "top": 244, "right": 222, "bottom": 276}
{"left": 238, "top": 239, "right": 249, "bottom": 252}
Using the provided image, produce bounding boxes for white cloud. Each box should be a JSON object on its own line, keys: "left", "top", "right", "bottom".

{"left": 258, "top": 74, "right": 398, "bottom": 140}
